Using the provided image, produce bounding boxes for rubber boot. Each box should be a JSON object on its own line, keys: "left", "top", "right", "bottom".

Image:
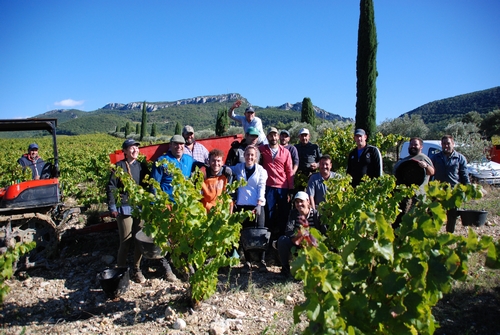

{"left": 160, "top": 258, "right": 179, "bottom": 282}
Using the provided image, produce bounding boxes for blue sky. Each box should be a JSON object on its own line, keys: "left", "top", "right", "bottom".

{"left": 1, "top": 0, "right": 498, "bottom": 124}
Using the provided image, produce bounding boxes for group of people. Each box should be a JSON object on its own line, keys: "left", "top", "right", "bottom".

{"left": 102, "top": 101, "right": 470, "bottom": 283}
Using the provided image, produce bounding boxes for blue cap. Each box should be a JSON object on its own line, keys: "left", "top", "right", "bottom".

{"left": 122, "top": 139, "right": 140, "bottom": 149}
{"left": 28, "top": 143, "right": 39, "bottom": 151}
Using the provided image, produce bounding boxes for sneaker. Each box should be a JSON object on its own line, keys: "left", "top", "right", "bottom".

{"left": 132, "top": 268, "right": 146, "bottom": 284}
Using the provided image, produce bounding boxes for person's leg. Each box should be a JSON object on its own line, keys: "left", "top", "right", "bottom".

{"left": 116, "top": 215, "right": 133, "bottom": 267}
{"left": 277, "top": 235, "right": 293, "bottom": 275}
{"left": 265, "top": 186, "right": 278, "bottom": 233}
{"left": 446, "top": 207, "right": 458, "bottom": 233}
{"left": 276, "top": 188, "right": 290, "bottom": 236}
{"left": 131, "top": 217, "right": 143, "bottom": 269}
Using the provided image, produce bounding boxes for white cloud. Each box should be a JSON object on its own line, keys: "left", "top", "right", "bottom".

{"left": 54, "top": 99, "right": 85, "bottom": 107}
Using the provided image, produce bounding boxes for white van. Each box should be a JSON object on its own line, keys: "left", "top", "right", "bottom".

{"left": 399, "top": 140, "right": 441, "bottom": 160}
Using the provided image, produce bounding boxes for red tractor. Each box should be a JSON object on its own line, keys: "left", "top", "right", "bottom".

{"left": 0, "top": 118, "right": 79, "bottom": 269}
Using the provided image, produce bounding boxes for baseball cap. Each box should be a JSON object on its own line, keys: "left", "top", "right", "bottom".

{"left": 294, "top": 191, "right": 309, "bottom": 201}
{"left": 246, "top": 127, "right": 260, "bottom": 136}
{"left": 170, "top": 134, "right": 186, "bottom": 144}
{"left": 299, "top": 128, "right": 310, "bottom": 135}
{"left": 245, "top": 106, "right": 255, "bottom": 113}
{"left": 122, "top": 139, "right": 140, "bottom": 149}
{"left": 280, "top": 130, "right": 290, "bottom": 137}
{"left": 182, "top": 125, "right": 194, "bottom": 134}
{"left": 354, "top": 129, "right": 366, "bottom": 136}
{"left": 28, "top": 143, "right": 39, "bottom": 151}
{"left": 267, "top": 127, "right": 278, "bottom": 135}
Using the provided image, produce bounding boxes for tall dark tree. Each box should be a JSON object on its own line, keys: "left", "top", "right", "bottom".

{"left": 355, "top": 0, "right": 378, "bottom": 138}
{"left": 140, "top": 101, "right": 147, "bottom": 140}
{"left": 151, "top": 123, "right": 157, "bottom": 137}
{"left": 301, "top": 97, "right": 316, "bottom": 127}
{"left": 215, "top": 107, "right": 229, "bottom": 136}
{"left": 124, "top": 122, "right": 131, "bottom": 137}
{"left": 135, "top": 123, "right": 140, "bottom": 134}
{"left": 174, "top": 122, "right": 181, "bottom": 135}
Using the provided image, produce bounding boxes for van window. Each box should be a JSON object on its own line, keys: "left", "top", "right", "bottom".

{"left": 427, "top": 147, "right": 441, "bottom": 159}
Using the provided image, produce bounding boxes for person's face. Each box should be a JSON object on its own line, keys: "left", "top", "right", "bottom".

{"left": 299, "top": 133, "right": 310, "bottom": 144}
{"left": 294, "top": 198, "right": 310, "bottom": 215}
{"left": 354, "top": 134, "right": 367, "bottom": 148}
{"left": 244, "top": 148, "right": 257, "bottom": 166}
{"left": 408, "top": 139, "right": 422, "bottom": 156}
{"left": 441, "top": 137, "right": 454, "bottom": 155}
{"left": 319, "top": 159, "right": 332, "bottom": 175}
{"left": 29, "top": 148, "right": 39, "bottom": 160}
{"left": 209, "top": 155, "right": 223, "bottom": 174}
{"left": 279, "top": 133, "right": 290, "bottom": 145}
{"left": 245, "top": 134, "right": 259, "bottom": 146}
{"left": 171, "top": 142, "right": 184, "bottom": 158}
{"left": 267, "top": 132, "right": 278, "bottom": 146}
{"left": 124, "top": 144, "right": 140, "bottom": 160}
{"left": 183, "top": 132, "right": 194, "bottom": 145}
{"left": 245, "top": 111, "right": 255, "bottom": 123}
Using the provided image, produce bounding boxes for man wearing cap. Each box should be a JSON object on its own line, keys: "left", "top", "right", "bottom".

{"left": 229, "top": 100, "right": 267, "bottom": 144}
{"left": 225, "top": 126, "right": 260, "bottom": 166}
{"left": 259, "top": 127, "right": 294, "bottom": 237}
{"left": 347, "top": 128, "right": 383, "bottom": 187}
{"left": 107, "top": 139, "right": 150, "bottom": 283}
{"left": 276, "top": 191, "right": 325, "bottom": 279}
{"left": 294, "top": 128, "right": 321, "bottom": 192}
{"left": 182, "top": 125, "right": 209, "bottom": 164}
{"left": 279, "top": 130, "right": 299, "bottom": 175}
{"left": 18, "top": 143, "right": 45, "bottom": 180}
{"left": 151, "top": 134, "right": 194, "bottom": 198}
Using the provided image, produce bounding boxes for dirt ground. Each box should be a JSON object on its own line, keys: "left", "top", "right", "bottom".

{"left": 1, "top": 211, "right": 499, "bottom": 335}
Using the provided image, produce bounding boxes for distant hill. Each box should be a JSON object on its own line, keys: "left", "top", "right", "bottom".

{"left": 404, "top": 86, "right": 500, "bottom": 124}
{"left": 35, "top": 93, "right": 352, "bottom": 135}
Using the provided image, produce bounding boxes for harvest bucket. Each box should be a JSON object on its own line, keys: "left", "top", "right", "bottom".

{"left": 135, "top": 229, "right": 165, "bottom": 259}
{"left": 240, "top": 227, "right": 271, "bottom": 251}
{"left": 97, "top": 267, "right": 129, "bottom": 299}
{"left": 458, "top": 210, "right": 488, "bottom": 227}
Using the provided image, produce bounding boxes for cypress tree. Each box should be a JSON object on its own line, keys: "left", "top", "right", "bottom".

{"left": 140, "top": 101, "right": 147, "bottom": 140}
{"left": 135, "top": 123, "right": 139, "bottom": 134}
{"left": 151, "top": 123, "right": 157, "bottom": 137}
{"left": 215, "top": 107, "right": 229, "bottom": 136}
{"left": 125, "top": 122, "right": 131, "bottom": 137}
{"left": 301, "top": 97, "right": 316, "bottom": 127}
{"left": 355, "top": 0, "right": 378, "bottom": 138}
{"left": 174, "top": 122, "right": 181, "bottom": 135}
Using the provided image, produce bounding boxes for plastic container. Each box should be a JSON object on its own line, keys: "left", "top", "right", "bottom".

{"left": 240, "top": 227, "right": 271, "bottom": 251}
{"left": 135, "top": 229, "right": 165, "bottom": 259}
{"left": 458, "top": 209, "right": 488, "bottom": 227}
{"left": 97, "top": 267, "right": 129, "bottom": 299}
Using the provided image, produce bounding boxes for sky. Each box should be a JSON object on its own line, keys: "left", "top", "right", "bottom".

{"left": 1, "top": 0, "right": 499, "bottom": 124}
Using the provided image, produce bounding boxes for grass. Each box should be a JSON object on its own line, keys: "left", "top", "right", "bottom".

{"left": 464, "top": 183, "right": 500, "bottom": 216}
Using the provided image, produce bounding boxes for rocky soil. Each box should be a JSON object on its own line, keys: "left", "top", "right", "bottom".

{"left": 1, "top": 212, "right": 499, "bottom": 335}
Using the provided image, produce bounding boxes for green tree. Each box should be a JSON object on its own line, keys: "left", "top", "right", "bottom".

{"left": 355, "top": 0, "right": 378, "bottom": 138}
{"left": 300, "top": 97, "right": 316, "bottom": 127}
{"left": 151, "top": 123, "right": 157, "bottom": 137}
{"left": 480, "top": 109, "right": 500, "bottom": 139}
{"left": 140, "top": 101, "right": 147, "bottom": 140}
{"left": 124, "top": 122, "right": 131, "bottom": 137}
{"left": 135, "top": 123, "right": 139, "bottom": 134}
{"left": 215, "top": 107, "right": 229, "bottom": 136}
{"left": 174, "top": 122, "right": 181, "bottom": 135}
{"left": 462, "top": 111, "right": 482, "bottom": 126}
{"left": 378, "top": 114, "right": 429, "bottom": 139}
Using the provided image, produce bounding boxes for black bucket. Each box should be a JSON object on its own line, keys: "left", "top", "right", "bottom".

{"left": 240, "top": 227, "right": 271, "bottom": 251}
{"left": 97, "top": 267, "right": 129, "bottom": 299}
{"left": 458, "top": 210, "right": 488, "bottom": 227}
{"left": 135, "top": 229, "right": 165, "bottom": 259}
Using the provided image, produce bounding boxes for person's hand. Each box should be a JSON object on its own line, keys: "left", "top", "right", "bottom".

{"left": 418, "top": 161, "right": 429, "bottom": 169}
{"left": 231, "top": 100, "right": 242, "bottom": 110}
{"left": 310, "top": 162, "right": 318, "bottom": 170}
{"left": 110, "top": 211, "right": 118, "bottom": 218}
{"left": 254, "top": 205, "right": 262, "bottom": 216}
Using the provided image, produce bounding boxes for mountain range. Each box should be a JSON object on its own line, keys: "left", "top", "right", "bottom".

{"left": 34, "top": 87, "right": 500, "bottom": 136}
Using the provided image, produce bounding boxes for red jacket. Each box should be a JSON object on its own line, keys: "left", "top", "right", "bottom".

{"left": 259, "top": 144, "right": 294, "bottom": 189}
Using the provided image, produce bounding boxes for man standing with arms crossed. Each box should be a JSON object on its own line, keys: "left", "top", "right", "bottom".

{"left": 431, "top": 135, "right": 470, "bottom": 233}
{"left": 347, "top": 129, "right": 383, "bottom": 187}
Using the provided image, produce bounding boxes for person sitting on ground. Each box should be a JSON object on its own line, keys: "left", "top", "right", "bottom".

{"left": 193, "top": 149, "right": 233, "bottom": 212}
{"left": 182, "top": 125, "right": 209, "bottom": 164}
{"left": 106, "top": 139, "right": 149, "bottom": 284}
{"left": 232, "top": 145, "right": 268, "bottom": 273}
{"left": 18, "top": 143, "right": 45, "bottom": 180}
{"left": 306, "top": 154, "right": 339, "bottom": 210}
{"left": 225, "top": 126, "right": 260, "bottom": 166}
{"left": 229, "top": 100, "right": 267, "bottom": 145}
{"left": 276, "top": 191, "right": 325, "bottom": 279}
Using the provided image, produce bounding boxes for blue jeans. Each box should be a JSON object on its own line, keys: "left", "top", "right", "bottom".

{"left": 265, "top": 186, "right": 290, "bottom": 236}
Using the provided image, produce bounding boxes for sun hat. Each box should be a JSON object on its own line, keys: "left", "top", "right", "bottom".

{"left": 246, "top": 127, "right": 260, "bottom": 136}
{"left": 294, "top": 191, "right": 309, "bottom": 201}
{"left": 298, "top": 128, "right": 309, "bottom": 135}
